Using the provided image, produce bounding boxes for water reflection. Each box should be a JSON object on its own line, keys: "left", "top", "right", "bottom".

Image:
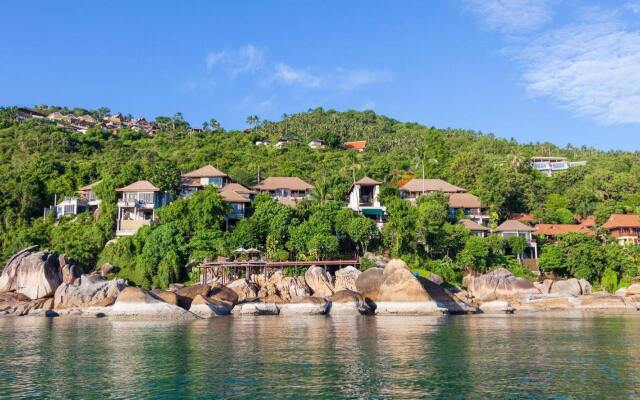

{"left": 0, "top": 313, "right": 639, "bottom": 398}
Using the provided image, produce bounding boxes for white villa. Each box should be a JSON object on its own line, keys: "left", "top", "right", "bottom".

{"left": 54, "top": 181, "right": 101, "bottom": 218}
{"left": 347, "top": 176, "right": 386, "bottom": 227}
{"left": 116, "top": 180, "right": 172, "bottom": 236}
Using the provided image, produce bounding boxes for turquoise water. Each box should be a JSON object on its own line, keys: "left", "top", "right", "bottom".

{"left": 1, "top": 312, "right": 639, "bottom": 399}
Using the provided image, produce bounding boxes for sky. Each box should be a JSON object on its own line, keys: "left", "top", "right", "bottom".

{"left": 1, "top": 0, "right": 640, "bottom": 150}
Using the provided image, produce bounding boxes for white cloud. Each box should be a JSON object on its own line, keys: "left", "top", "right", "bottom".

{"left": 335, "top": 68, "right": 392, "bottom": 90}
{"left": 625, "top": 1, "right": 640, "bottom": 13}
{"left": 205, "top": 44, "right": 265, "bottom": 75}
{"left": 465, "top": 0, "right": 553, "bottom": 33}
{"left": 272, "top": 63, "right": 323, "bottom": 88}
{"left": 518, "top": 18, "right": 640, "bottom": 125}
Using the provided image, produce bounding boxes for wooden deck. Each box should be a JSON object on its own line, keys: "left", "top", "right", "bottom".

{"left": 196, "top": 259, "right": 360, "bottom": 285}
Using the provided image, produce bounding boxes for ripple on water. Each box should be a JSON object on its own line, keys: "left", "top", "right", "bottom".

{"left": 0, "top": 313, "right": 639, "bottom": 399}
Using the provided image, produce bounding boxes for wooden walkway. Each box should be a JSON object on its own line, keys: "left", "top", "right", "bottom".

{"left": 196, "top": 259, "right": 360, "bottom": 285}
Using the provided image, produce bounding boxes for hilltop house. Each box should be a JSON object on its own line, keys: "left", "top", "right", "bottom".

{"left": 116, "top": 180, "right": 172, "bottom": 236}
{"left": 274, "top": 136, "right": 298, "bottom": 148}
{"left": 533, "top": 223, "right": 593, "bottom": 242}
{"left": 52, "top": 181, "right": 102, "bottom": 219}
{"left": 458, "top": 219, "right": 490, "bottom": 237}
{"left": 531, "top": 156, "right": 587, "bottom": 176}
{"left": 344, "top": 141, "right": 366, "bottom": 152}
{"left": 602, "top": 214, "right": 640, "bottom": 245}
{"left": 180, "top": 165, "right": 230, "bottom": 196}
{"left": 494, "top": 219, "right": 538, "bottom": 259}
{"left": 347, "top": 176, "right": 386, "bottom": 227}
{"left": 253, "top": 177, "right": 314, "bottom": 206}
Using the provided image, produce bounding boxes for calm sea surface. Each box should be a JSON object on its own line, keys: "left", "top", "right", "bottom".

{"left": 1, "top": 312, "right": 639, "bottom": 399}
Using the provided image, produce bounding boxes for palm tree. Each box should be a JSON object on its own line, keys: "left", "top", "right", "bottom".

{"left": 209, "top": 118, "right": 221, "bottom": 133}
{"left": 311, "top": 178, "right": 332, "bottom": 204}
{"left": 246, "top": 115, "right": 260, "bottom": 134}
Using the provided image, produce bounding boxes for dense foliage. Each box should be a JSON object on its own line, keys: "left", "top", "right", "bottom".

{"left": 2, "top": 106, "right": 640, "bottom": 289}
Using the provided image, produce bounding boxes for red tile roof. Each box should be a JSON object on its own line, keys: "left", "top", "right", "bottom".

{"left": 533, "top": 224, "right": 593, "bottom": 236}
{"left": 602, "top": 214, "right": 640, "bottom": 229}
{"left": 510, "top": 213, "right": 535, "bottom": 223}
{"left": 344, "top": 141, "right": 367, "bottom": 150}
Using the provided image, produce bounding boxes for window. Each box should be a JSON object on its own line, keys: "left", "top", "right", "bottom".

{"left": 139, "top": 192, "right": 154, "bottom": 204}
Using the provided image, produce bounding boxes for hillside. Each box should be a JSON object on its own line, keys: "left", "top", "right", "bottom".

{"left": 1, "top": 106, "right": 639, "bottom": 289}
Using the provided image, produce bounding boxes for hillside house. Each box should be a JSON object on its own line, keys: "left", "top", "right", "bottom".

{"left": 274, "top": 136, "right": 298, "bottom": 148}
{"left": 253, "top": 177, "right": 314, "bottom": 206}
{"left": 531, "top": 156, "right": 587, "bottom": 176}
{"left": 308, "top": 139, "right": 324, "bottom": 149}
{"left": 16, "top": 107, "right": 45, "bottom": 121}
{"left": 181, "top": 165, "right": 230, "bottom": 196}
{"left": 51, "top": 181, "right": 102, "bottom": 219}
{"left": 533, "top": 224, "right": 593, "bottom": 242}
{"left": 448, "top": 193, "right": 489, "bottom": 225}
{"left": 602, "top": 214, "right": 640, "bottom": 245}
{"left": 219, "top": 183, "right": 254, "bottom": 224}
{"left": 458, "top": 219, "right": 490, "bottom": 237}
{"left": 344, "top": 141, "right": 366, "bottom": 152}
{"left": 400, "top": 179, "right": 467, "bottom": 202}
{"left": 115, "top": 180, "right": 172, "bottom": 236}
{"left": 494, "top": 219, "right": 538, "bottom": 259}
{"left": 347, "top": 176, "right": 386, "bottom": 227}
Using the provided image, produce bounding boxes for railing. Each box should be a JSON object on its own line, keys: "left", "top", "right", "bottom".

{"left": 118, "top": 219, "right": 151, "bottom": 234}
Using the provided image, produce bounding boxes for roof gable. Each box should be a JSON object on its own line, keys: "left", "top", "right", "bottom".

{"left": 183, "top": 165, "right": 228, "bottom": 178}
{"left": 495, "top": 219, "right": 536, "bottom": 232}
{"left": 116, "top": 180, "right": 160, "bottom": 192}
{"left": 602, "top": 214, "right": 640, "bottom": 229}
{"left": 253, "top": 177, "right": 314, "bottom": 191}
{"left": 400, "top": 179, "right": 467, "bottom": 193}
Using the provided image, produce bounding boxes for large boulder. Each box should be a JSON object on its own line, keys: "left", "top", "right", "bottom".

{"left": 463, "top": 268, "right": 541, "bottom": 302}
{"left": 276, "top": 276, "right": 310, "bottom": 301}
{"left": 150, "top": 289, "right": 179, "bottom": 306}
{"left": 278, "top": 296, "right": 330, "bottom": 315}
{"left": 109, "top": 287, "right": 196, "bottom": 320}
{"left": 625, "top": 283, "right": 640, "bottom": 296}
{"left": 479, "top": 300, "right": 514, "bottom": 314}
{"left": 304, "top": 266, "right": 334, "bottom": 297}
{"left": 54, "top": 274, "right": 126, "bottom": 309}
{"left": 334, "top": 266, "right": 361, "bottom": 292}
{"left": 0, "top": 248, "right": 62, "bottom": 300}
{"left": 189, "top": 294, "right": 233, "bottom": 318}
{"left": 355, "top": 267, "right": 384, "bottom": 301}
{"left": 549, "top": 278, "right": 584, "bottom": 297}
{"left": 227, "top": 279, "right": 259, "bottom": 302}
{"left": 328, "top": 290, "right": 373, "bottom": 315}
{"left": 375, "top": 260, "right": 444, "bottom": 315}
{"left": 209, "top": 283, "right": 239, "bottom": 306}
{"left": 100, "top": 263, "right": 115, "bottom": 278}
{"left": 533, "top": 279, "right": 553, "bottom": 294}
{"left": 174, "top": 284, "right": 210, "bottom": 309}
{"left": 59, "top": 255, "right": 81, "bottom": 284}
{"left": 232, "top": 300, "right": 280, "bottom": 316}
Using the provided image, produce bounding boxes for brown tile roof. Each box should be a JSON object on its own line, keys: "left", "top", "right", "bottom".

{"left": 116, "top": 180, "right": 160, "bottom": 192}
{"left": 253, "top": 177, "right": 314, "bottom": 191}
{"left": 78, "top": 180, "right": 102, "bottom": 191}
{"left": 183, "top": 165, "right": 228, "bottom": 178}
{"left": 533, "top": 224, "right": 593, "bottom": 236}
{"left": 510, "top": 212, "right": 535, "bottom": 223}
{"left": 223, "top": 183, "right": 255, "bottom": 194}
{"left": 400, "top": 179, "right": 467, "bottom": 193}
{"left": 448, "top": 193, "right": 482, "bottom": 208}
{"left": 579, "top": 215, "right": 596, "bottom": 228}
{"left": 458, "top": 219, "right": 490, "bottom": 231}
{"left": 219, "top": 187, "right": 250, "bottom": 203}
{"left": 344, "top": 141, "right": 367, "bottom": 150}
{"left": 602, "top": 214, "right": 640, "bottom": 229}
{"left": 494, "top": 219, "right": 536, "bottom": 232}
{"left": 355, "top": 176, "right": 381, "bottom": 186}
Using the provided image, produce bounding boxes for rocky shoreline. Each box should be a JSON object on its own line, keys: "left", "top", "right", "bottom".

{"left": 1, "top": 248, "right": 639, "bottom": 319}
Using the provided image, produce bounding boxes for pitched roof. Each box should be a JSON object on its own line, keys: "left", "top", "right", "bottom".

{"left": 494, "top": 219, "right": 536, "bottom": 232}
{"left": 344, "top": 141, "right": 367, "bottom": 150}
{"left": 602, "top": 214, "right": 640, "bottom": 229}
{"left": 355, "top": 176, "right": 381, "bottom": 186}
{"left": 579, "top": 215, "right": 596, "bottom": 228}
{"left": 510, "top": 212, "right": 535, "bottom": 223}
{"left": 448, "top": 193, "right": 481, "bottom": 208}
{"left": 183, "top": 165, "right": 228, "bottom": 178}
{"left": 116, "top": 180, "right": 160, "bottom": 192}
{"left": 219, "top": 187, "right": 250, "bottom": 203}
{"left": 223, "top": 183, "right": 255, "bottom": 194}
{"left": 78, "top": 181, "right": 102, "bottom": 191}
{"left": 253, "top": 177, "right": 314, "bottom": 191}
{"left": 459, "top": 219, "right": 490, "bottom": 231}
{"left": 533, "top": 224, "right": 593, "bottom": 236}
{"left": 400, "top": 179, "right": 467, "bottom": 193}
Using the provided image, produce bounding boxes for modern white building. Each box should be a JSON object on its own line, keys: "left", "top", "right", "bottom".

{"left": 531, "top": 157, "right": 587, "bottom": 176}
{"left": 347, "top": 176, "right": 386, "bottom": 227}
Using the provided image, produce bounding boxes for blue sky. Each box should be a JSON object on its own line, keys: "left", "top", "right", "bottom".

{"left": 2, "top": 1, "right": 640, "bottom": 150}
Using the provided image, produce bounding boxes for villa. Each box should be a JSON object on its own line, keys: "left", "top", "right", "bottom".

{"left": 253, "top": 177, "right": 314, "bottom": 206}
{"left": 115, "top": 180, "right": 172, "bottom": 236}
{"left": 493, "top": 219, "right": 538, "bottom": 259}
{"left": 347, "top": 176, "right": 386, "bottom": 227}
{"left": 344, "top": 140, "right": 367, "bottom": 152}
{"left": 399, "top": 179, "right": 467, "bottom": 201}
{"left": 533, "top": 223, "right": 593, "bottom": 242}
{"left": 531, "top": 156, "right": 587, "bottom": 176}
{"left": 219, "top": 183, "right": 255, "bottom": 222}
{"left": 448, "top": 192, "right": 489, "bottom": 225}
{"left": 53, "top": 181, "right": 102, "bottom": 219}
{"left": 458, "top": 219, "right": 490, "bottom": 237}
{"left": 181, "top": 165, "right": 230, "bottom": 196}
{"left": 602, "top": 214, "right": 640, "bottom": 245}
{"left": 308, "top": 139, "right": 324, "bottom": 149}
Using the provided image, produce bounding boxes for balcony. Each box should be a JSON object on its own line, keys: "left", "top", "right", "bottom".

{"left": 116, "top": 219, "right": 151, "bottom": 236}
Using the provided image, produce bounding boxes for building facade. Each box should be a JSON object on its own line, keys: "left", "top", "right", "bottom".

{"left": 116, "top": 180, "right": 171, "bottom": 236}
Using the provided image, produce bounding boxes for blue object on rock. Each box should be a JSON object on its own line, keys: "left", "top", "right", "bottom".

{"left": 413, "top": 272, "right": 420, "bottom": 278}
